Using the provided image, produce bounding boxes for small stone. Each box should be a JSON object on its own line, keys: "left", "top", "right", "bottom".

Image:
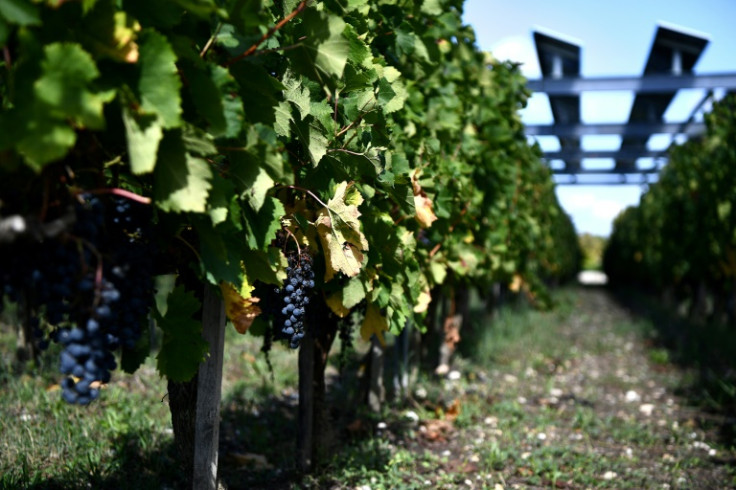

{"left": 537, "top": 432, "right": 547, "bottom": 441}
{"left": 549, "top": 387, "right": 563, "bottom": 397}
{"left": 469, "top": 454, "right": 480, "bottom": 463}
{"left": 376, "top": 422, "right": 387, "bottom": 430}
{"left": 503, "top": 374, "right": 518, "bottom": 384}
{"left": 415, "top": 387, "right": 428, "bottom": 399}
{"left": 517, "top": 396, "right": 527, "bottom": 404}
{"left": 464, "top": 479, "right": 473, "bottom": 487}
{"left": 625, "top": 390, "right": 641, "bottom": 403}
{"left": 404, "top": 410, "right": 420, "bottom": 423}
{"left": 602, "top": 471, "right": 617, "bottom": 480}
{"left": 484, "top": 416, "right": 498, "bottom": 426}
{"left": 692, "top": 441, "right": 712, "bottom": 451}
{"left": 441, "top": 449, "right": 451, "bottom": 457}
{"left": 521, "top": 452, "right": 531, "bottom": 460}
{"left": 639, "top": 404, "right": 654, "bottom": 416}
{"left": 448, "top": 370, "right": 462, "bottom": 381}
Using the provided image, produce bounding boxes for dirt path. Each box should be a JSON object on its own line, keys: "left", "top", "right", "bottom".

{"left": 381, "top": 288, "right": 735, "bottom": 489}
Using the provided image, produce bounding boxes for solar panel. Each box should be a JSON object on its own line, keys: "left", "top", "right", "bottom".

{"left": 533, "top": 31, "right": 582, "bottom": 173}
{"left": 615, "top": 25, "right": 709, "bottom": 172}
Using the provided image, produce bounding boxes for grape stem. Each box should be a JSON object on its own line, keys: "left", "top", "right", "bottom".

{"left": 78, "top": 188, "right": 151, "bottom": 204}
{"left": 73, "top": 236, "right": 105, "bottom": 308}
{"left": 284, "top": 228, "right": 302, "bottom": 257}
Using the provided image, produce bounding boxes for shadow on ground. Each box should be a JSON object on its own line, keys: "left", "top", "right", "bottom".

{"left": 606, "top": 285, "right": 736, "bottom": 447}
{"left": 2, "top": 431, "right": 184, "bottom": 490}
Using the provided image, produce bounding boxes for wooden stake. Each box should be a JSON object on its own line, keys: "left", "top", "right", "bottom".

{"left": 297, "top": 327, "right": 315, "bottom": 472}
{"left": 193, "top": 284, "right": 227, "bottom": 490}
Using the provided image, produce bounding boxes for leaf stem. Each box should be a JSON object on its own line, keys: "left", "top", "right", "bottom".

{"left": 326, "top": 148, "right": 365, "bottom": 157}
{"left": 283, "top": 184, "right": 328, "bottom": 209}
{"left": 78, "top": 188, "right": 152, "bottom": 204}
{"left": 224, "top": 0, "right": 309, "bottom": 67}
{"left": 176, "top": 234, "right": 202, "bottom": 263}
{"left": 200, "top": 22, "right": 223, "bottom": 58}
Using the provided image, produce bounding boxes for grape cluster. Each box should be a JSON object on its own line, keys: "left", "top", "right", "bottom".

{"left": 0, "top": 194, "right": 156, "bottom": 405}
{"left": 278, "top": 252, "right": 314, "bottom": 349}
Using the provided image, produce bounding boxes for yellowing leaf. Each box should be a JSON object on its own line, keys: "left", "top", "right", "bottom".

{"left": 325, "top": 292, "right": 351, "bottom": 318}
{"left": 220, "top": 282, "right": 262, "bottom": 334}
{"left": 316, "top": 182, "right": 369, "bottom": 281}
{"left": 325, "top": 277, "right": 367, "bottom": 317}
{"left": 411, "top": 169, "right": 437, "bottom": 228}
{"left": 413, "top": 286, "right": 432, "bottom": 313}
{"left": 360, "top": 303, "right": 387, "bottom": 346}
{"left": 509, "top": 274, "right": 523, "bottom": 293}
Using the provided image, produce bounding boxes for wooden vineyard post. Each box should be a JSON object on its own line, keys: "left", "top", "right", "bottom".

{"left": 392, "top": 322, "right": 411, "bottom": 401}
{"left": 193, "top": 284, "right": 227, "bottom": 490}
{"left": 297, "top": 299, "right": 338, "bottom": 472}
{"left": 297, "top": 326, "right": 315, "bottom": 472}
{"left": 368, "top": 335, "right": 385, "bottom": 412}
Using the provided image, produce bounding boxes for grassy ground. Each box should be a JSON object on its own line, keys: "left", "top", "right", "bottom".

{"left": 1, "top": 287, "right": 735, "bottom": 489}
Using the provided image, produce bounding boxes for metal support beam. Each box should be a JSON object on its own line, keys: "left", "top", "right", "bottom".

{"left": 543, "top": 149, "right": 666, "bottom": 160}
{"left": 526, "top": 72, "right": 736, "bottom": 95}
{"left": 553, "top": 175, "right": 659, "bottom": 185}
{"left": 527, "top": 121, "right": 706, "bottom": 137}
{"left": 550, "top": 166, "right": 660, "bottom": 175}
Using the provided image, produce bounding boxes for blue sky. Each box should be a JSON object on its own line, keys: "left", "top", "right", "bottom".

{"left": 462, "top": 0, "right": 736, "bottom": 236}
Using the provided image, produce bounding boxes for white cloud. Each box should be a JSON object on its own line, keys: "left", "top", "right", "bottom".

{"left": 557, "top": 189, "right": 640, "bottom": 236}
{"left": 489, "top": 35, "right": 541, "bottom": 78}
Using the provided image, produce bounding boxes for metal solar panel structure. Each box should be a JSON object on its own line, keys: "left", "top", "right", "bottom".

{"left": 532, "top": 31, "right": 582, "bottom": 174}
{"left": 524, "top": 24, "right": 736, "bottom": 184}
{"left": 615, "top": 25, "right": 708, "bottom": 175}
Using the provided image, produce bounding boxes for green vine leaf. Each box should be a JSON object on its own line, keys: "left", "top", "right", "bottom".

{"left": 122, "top": 108, "right": 163, "bottom": 175}
{"left": 0, "top": 0, "right": 40, "bottom": 26}
{"left": 154, "top": 131, "right": 213, "bottom": 213}
{"left": 289, "top": 9, "right": 350, "bottom": 82}
{"left": 155, "top": 286, "right": 209, "bottom": 382}
{"left": 293, "top": 117, "right": 328, "bottom": 167}
{"left": 138, "top": 30, "right": 182, "bottom": 128}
